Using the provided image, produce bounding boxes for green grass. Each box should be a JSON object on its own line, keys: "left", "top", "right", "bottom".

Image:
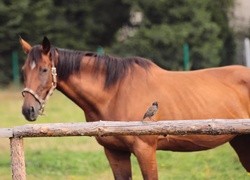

{"left": 0, "top": 89, "right": 249, "bottom": 179}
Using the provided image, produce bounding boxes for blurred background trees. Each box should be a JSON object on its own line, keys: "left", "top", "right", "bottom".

{"left": 0, "top": 0, "right": 237, "bottom": 86}
{"left": 110, "top": 0, "right": 235, "bottom": 70}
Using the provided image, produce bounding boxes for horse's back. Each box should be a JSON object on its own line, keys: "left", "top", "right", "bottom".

{"left": 154, "top": 65, "right": 250, "bottom": 119}
{"left": 116, "top": 65, "right": 250, "bottom": 120}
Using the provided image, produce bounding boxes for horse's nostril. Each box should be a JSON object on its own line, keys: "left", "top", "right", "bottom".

{"left": 30, "top": 106, "right": 35, "bottom": 113}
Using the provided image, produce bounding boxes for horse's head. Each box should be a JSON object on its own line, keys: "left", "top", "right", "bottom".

{"left": 20, "top": 37, "right": 57, "bottom": 121}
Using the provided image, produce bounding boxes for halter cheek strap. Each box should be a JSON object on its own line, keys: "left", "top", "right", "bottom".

{"left": 22, "top": 61, "right": 57, "bottom": 116}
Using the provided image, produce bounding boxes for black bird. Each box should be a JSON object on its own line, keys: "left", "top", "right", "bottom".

{"left": 142, "top": 102, "right": 158, "bottom": 122}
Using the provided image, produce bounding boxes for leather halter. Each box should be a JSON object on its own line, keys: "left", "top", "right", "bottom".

{"left": 22, "top": 59, "right": 57, "bottom": 116}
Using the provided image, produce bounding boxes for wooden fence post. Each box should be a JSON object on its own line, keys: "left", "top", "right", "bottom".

{"left": 10, "top": 137, "right": 26, "bottom": 180}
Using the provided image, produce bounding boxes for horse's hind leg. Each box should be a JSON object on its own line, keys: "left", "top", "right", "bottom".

{"left": 104, "top": 147, "right": 132, "bottom": 180}
{"left": 230, "top": 134, "right": 250, "bottom": 172}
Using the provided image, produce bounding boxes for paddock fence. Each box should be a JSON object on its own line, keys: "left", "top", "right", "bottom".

{"left": 1, "top": 119, "right": 250, "bottom": 180}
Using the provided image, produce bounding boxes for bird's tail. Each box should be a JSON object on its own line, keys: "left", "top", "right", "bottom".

{"left": 141, "top": 117, "right": 146, "bottom": 122}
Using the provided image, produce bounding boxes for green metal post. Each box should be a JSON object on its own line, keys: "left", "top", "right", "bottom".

{"left": 12, "top": 51, "right": 20, "bottom": 87}
{"left": 183, "top": 43, "right": 189, "bottom": 71}
{"left": 97, "top": 46, "right": 104, "bottom": 54}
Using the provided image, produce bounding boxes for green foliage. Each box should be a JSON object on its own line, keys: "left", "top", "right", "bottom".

{"left": 110, "top": 0, "right": 235, "bottom": 70}
{"left": 207, "top": 0, "right": 236, "bottom": 66}
{"left": 0, "top": 0, "right": 28, "bottom": 85}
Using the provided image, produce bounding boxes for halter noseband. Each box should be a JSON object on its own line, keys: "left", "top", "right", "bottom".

{"left": 22, "top": 60, "right": 57, "bottom": 116}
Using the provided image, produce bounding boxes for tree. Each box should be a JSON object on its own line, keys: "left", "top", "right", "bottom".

{"left": 109, "top": 0, "right": 235, "bottom": 70}
{"left": 0, "top": 0, "right": 30, "bottom": 85}
{"left": 46, "top": 0, "right": 131, "bottom": 50}
{"left": 207, "top": 0, "right": 236, "bottom": 66}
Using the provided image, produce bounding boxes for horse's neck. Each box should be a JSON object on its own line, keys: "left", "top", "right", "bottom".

{"left": 56, "top": 60, "right": 114, "bottom": 121}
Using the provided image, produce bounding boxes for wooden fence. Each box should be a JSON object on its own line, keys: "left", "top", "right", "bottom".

{"left": 1, "top": 119, "right": 250, "bottom": 180}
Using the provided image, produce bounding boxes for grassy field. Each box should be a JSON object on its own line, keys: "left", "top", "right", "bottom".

{"left": 0, "top": 88, "right": 248, "bottom": 180}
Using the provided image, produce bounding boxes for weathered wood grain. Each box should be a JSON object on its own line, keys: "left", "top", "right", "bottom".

{"left": 10, "top": 138, "right": 26, "bottom": 180}
{"left": 6, "top": 119, "right": 250, "bottom": 138}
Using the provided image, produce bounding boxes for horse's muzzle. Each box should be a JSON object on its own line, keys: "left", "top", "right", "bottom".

{"left": 22, "top": 102, "right": 40, "bottom": 121}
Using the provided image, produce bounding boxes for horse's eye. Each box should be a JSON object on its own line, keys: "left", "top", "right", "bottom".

{"left": 41, "top": 68, "right": 48, "bottom": 73}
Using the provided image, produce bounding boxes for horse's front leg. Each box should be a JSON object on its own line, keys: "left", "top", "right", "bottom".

{"left": 133, "top": 136, "right": 158, "bottom": 180}
{"left": 104, "top": 147, "right": 132, "bottom": 180}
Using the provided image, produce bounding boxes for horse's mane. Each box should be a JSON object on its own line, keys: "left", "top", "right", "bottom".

{"left": 94, "top": 54, "right": 152, "bottom": 89}
{"left": 29, "top": 46, "right": 152, "bottom": 89}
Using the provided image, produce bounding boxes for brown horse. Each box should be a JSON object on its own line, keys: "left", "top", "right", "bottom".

{"left": 20, "top": 37, "right": 250, "bottom": 180}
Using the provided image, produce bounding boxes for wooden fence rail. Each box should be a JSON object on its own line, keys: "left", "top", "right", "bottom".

{"left": 2, "top": 119, "right": 250, "bottom": 138}
{"left": 1, "top": 119, "right": 250, "bottom": 180}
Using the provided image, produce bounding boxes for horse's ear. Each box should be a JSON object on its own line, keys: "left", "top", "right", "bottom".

{"left": 42, "top": 36, "right": 51, "bottom": 55}
{"left": 19, "top": 36, "right": 32, "bottom": 54}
